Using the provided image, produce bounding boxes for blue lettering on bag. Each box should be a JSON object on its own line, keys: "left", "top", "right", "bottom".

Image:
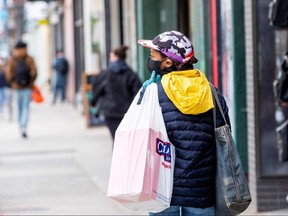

{"left": 156, "top": 138, "right": 171, "bottom": 162}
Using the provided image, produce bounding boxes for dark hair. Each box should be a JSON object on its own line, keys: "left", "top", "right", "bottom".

{"left": 113, "top": 45, "right": 129, "bottom": 60}
{"left": 15, "top": 40, "right": 27, "bottom": 48}
{"left": 159, "top": 51, "right": 197, "bottom": 70}
{"left": 174, "top": 57, "right": 198, "bottom": 70}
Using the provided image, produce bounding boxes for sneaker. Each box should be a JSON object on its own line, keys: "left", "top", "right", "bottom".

{"left": 22, "top": 132, "right": 27, "bottom": 138}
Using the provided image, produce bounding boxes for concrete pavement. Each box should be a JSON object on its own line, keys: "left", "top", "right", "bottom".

{"left": 0, "top": 96, "right": 139, "bottom": 215}
{"left": 0, "top": 93, "right": 287, "bottom": 215}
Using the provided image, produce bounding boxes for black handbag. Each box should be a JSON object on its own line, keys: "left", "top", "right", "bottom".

{"left": 210, "top": 84, "right": 252, "bottom": 215}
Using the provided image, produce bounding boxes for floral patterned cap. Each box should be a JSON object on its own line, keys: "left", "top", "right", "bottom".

{"left": 138, "top": 30, "right": 197, "bottom": 63}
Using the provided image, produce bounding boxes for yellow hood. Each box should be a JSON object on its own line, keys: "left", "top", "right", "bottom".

{"left": 161, "top": 69, "right": 214, "bottom": 115}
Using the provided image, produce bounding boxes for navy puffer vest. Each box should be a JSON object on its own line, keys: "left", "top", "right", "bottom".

{"left": 157, "top": 83, "right": 216, "bottom": 208}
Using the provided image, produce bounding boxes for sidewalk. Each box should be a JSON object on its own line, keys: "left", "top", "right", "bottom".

{"left": 0, "top": 96, "right": 287, "bottom": 215}
{"left": 0, "top": 98, "right": 137, "bottom": 215}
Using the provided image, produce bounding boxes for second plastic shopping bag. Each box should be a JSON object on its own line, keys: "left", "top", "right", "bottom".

{"left": 107, "top": 83, "right": 175, "bottom": 213}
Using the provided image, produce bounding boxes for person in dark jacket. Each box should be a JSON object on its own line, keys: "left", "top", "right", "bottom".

{"left": 91, "top": 45, "right": 142, "bottom": 142}
{"left": 52, "top": 49, "right": 69, "bottom": 104}
{"left": 5, "top": 40, "right": 37, "bottom": 138}
{"left": 138, "top": 30, "right": 231, "bottom": 216}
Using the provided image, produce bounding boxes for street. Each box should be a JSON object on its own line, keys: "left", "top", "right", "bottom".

{"left": 0, "top": 93, "right": 137, "bottom": 215}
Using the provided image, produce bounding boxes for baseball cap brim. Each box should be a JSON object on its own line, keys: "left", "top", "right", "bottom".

{"left": 137, "top": 39, "right": 159, "bottom": 51}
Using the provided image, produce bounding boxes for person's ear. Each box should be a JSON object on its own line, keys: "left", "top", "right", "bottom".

{"left": 162, "top": 58, "right": 173, "bottom": 68}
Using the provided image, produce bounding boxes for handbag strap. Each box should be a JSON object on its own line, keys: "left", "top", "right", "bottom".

{"left": 209, "top": 83, "right": 228, "bottom": 127}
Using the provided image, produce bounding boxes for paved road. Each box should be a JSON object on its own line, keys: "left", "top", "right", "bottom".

{"left": 0, "top": 98, "right": 139, "bottom": 215}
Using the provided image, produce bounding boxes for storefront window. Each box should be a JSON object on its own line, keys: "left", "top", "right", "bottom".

{"left": 258, "top": 0, "right": 288, "bottom": 176}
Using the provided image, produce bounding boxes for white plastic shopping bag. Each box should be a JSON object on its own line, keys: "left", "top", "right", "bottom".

{"left": 107, "top": 83, "right": 175, "bottom": 213}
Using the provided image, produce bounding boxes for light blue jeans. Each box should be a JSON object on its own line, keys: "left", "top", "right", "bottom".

{"left": 0, "top": 87, "right": 6, "bottom": 113}
{"left": 17, "top": 88, "right": 32, "bottom": 132}
{"left": 149, "top": 206, "right": 215, "bottom": 216}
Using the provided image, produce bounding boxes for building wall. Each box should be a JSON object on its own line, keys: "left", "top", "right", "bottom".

{"left": 122, "top": 0, "right": 137, "bottom": 72}
{"left": 23, "top": 1, "right": 52, "bottom": 90}
{"left": 83, "top": 0, "right": 105, "bottom": 74}
{"left": 63, "top": 0, "right": 75, "bottom": 103}
{"left": 136, "top": 0, "right": 177, "bottom": 81}
{"left": 24, "top": 23, "right": 51, "bottom": 88}
{"left": 245, "top": 0, "right": 288, "bottom": 212}
{"left": 110, "top": 1, "right": 121, "bottom": 51}
{"left": 231, "top": 0, "right": 248, "bottom": 173}
{"left": 108, "top": 0, "right": 137, "bottom": 73}
{"left": 244, "top": 0, "right": 258, "bottom": 211}
{"left": 190, "top": 0, "right": 208, "bottom": 75}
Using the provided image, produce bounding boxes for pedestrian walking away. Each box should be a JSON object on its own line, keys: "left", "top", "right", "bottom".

{"left": 52, "top": 49, "right": 69, "bottom": 104}
{"left": 5, "top": 40, "right": 37, "bottom": 138}
{"left": 138, "top": 30, "right": 231, "bottom": 216}
{"left": 91, "top": 45, "right": 142, "bottom": 143}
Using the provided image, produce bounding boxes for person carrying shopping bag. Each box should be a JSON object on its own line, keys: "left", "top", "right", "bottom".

{"left": 138, "top": 30, "right": 231, "bottom": 216}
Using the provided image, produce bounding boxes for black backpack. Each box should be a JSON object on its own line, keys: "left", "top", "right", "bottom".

{"left": 14, "top": 58, "right": 31, "bottom": 87}
{"left": 0, "top": 71, "right": 9, "bottom": 87}
{"left": 268, "top": 0, "right": 288, "bottom": 28}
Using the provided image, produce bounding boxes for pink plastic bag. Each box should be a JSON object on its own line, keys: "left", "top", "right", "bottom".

{"left": 107, "top": 83, "right": 175, "bottom": 213}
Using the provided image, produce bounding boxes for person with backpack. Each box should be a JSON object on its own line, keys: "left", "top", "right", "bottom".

{"left": 52, "top": 49, "right": 69, "bottom": 104}
{"left": 5, "top": 40, "right": 37, "bottom": 138}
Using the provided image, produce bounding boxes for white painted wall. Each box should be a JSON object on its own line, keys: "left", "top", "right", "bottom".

{"left": 63, "top": 0, "right": 75, "bottom": 102}
{"left": 22, "top": 1, "right": 52, "bottom": 89}
{"left": 123, "top": 0, "right": 137, "bottom": 72}
{"left": 83, "top": 0, "right": 106, "bottom": 74}
{"left": 23, "top": 24, "right": 51, "bottom": 89}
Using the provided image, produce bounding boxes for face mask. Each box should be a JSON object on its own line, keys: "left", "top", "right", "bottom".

{"left": 146, "top": 56, "right": 178, "bottom": 77}
{"left": 146, "top": 56, "right": 162, "bottom": 74}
